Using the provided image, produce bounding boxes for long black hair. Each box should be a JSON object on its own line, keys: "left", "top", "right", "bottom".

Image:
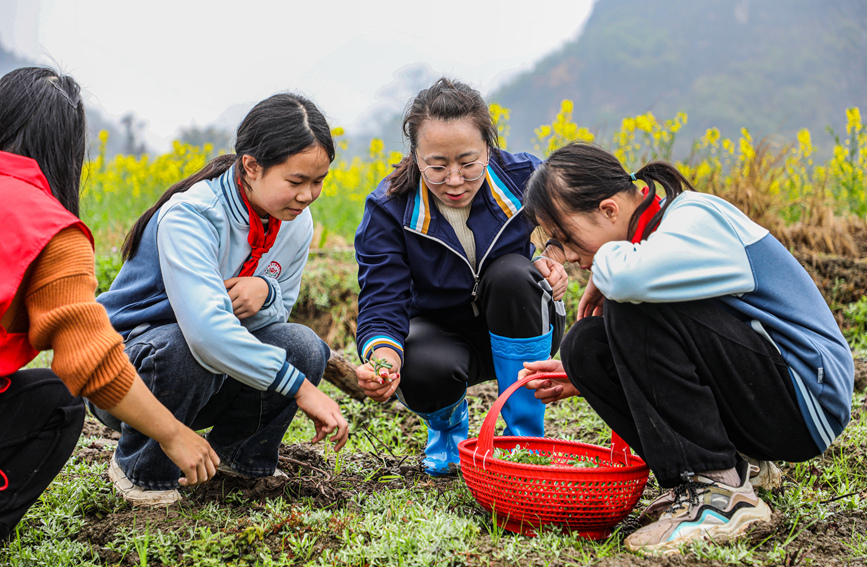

{"left": 524, "top": 143, "right": 695, "bottom": 247}
{"left": 122, "top": 93, "right": 335, "bottom": 260}
{"left": 388, "top": 78, "right": 501, "bottom": 196}
{"left": 0, "top": 67, "right": 87, "bottom": 217}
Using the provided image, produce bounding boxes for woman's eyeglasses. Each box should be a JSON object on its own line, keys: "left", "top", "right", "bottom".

{"left": 418, "top": 161, "right": 488, "bottom": 185}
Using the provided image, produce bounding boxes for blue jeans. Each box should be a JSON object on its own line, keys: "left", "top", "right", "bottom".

{"left": 90, "top": 322, "right": 329, "bottom": 490}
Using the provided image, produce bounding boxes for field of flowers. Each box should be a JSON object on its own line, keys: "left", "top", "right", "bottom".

{"left": 81, "top": 104, "right": 866, "bottom": 257}
{"left": 79, "top": 104, "right": 867, "bottom": 352}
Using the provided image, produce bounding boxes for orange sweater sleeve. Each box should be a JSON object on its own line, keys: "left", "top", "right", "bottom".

{"left": 25, "top": 227, "right": 136, "bottom": 409}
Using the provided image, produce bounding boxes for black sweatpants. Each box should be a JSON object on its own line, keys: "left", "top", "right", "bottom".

{"left": 0, "top": 369, "right": 84, "bottom": 541}
{"left": 398, "top": 254, "right": 566, "bottom": 413}
{"left": 561, "top": 299, "right": 820, "bottom": 488}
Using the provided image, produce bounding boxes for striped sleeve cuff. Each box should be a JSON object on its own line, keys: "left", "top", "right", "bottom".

{"left": 267, "top": 360, "right": 306, "bottom": 397}
{"left": 361, "top": 335, "right": 404, "bottom": 362}
{"left": 257, "top": 276, "right": 276, "bottom": 309}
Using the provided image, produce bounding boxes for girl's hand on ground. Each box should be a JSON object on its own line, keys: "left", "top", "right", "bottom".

{"left": 224, "top": 277, "right": 270, "bottom": 319}
{"left": 577, "top": 274, "right": 604, "bottom": 320}
{"left": 105, "top": 377, "right": 219, "bottom": 486}
{"left": 295, "top": 380, "right": 349, "bottom": 451}
{"left": 534, "top": 256, "right": 569, "bottom": 301}
{"left": 519, "top": 359, "right": 580, "bottom": 404}
{"left": 355, "top": 348, "right": 401, "bottom": 403}
{"left": 160, "top": 425, "right": 220, "bottom": 487}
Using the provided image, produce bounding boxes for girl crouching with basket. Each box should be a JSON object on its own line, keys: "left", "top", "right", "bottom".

{"left": 519, "top": 142, "right": 854, "bottom": 553}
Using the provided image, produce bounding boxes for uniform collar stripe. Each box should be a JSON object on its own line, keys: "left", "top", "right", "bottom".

{"left": 410, "top": 177, "right": 432, "bottom": 234}
{"left": 220, "top": 166, "right": 248, "bottom": 225}
{"left": 487, "top": 167, "right": 520, "bottom": 217}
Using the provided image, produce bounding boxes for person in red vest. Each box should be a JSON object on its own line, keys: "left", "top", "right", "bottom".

{"left": 0, "top": 67, "right": 220, "bottom": 539}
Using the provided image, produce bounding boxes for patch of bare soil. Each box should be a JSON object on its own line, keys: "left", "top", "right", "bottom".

{"left": 855, "top": 357, "right": 867, "bottom": 392}
{"left": 74, "top": 402, "right": 867, "bottom": 567}
{"left": 795, "top": 253, "right": 867, "bottom": 327}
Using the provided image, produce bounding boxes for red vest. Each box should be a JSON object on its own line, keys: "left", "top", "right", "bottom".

{"left": 0, "top": 151, "right": 93, "bottom": 384}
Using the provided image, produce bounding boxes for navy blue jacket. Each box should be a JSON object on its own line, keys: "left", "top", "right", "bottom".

{"left": 355, "top": 150, "right": 541, "bottom": 363}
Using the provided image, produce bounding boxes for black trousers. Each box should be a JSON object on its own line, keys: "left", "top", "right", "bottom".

{"left": 0, "top": 368, "right": 84, "bottom": 540}
{"left": 398, "top": 254, "right": 566, "bottom": 413}
{"left": 562, "top": 299, "right": 820, "bottom": 488}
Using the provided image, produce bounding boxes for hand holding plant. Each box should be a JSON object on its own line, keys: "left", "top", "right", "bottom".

{"left": 355, "top": 348, "right": 402, "bottom": 403}
{"left": 370, "top": 356, "right": 395, "bottom": 384}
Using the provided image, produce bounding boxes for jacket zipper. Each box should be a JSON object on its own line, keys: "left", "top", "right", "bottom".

{"left": 404, "top": 210, "right": 523, "bottom": 317}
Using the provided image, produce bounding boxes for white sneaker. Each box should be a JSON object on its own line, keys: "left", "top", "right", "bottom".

{"left": 217, "top": 462, "right": 288, "bottom": 479}
{"left": 108, "top": 454, "right": 180, "bottom": 506}
{"left": 739, "top": 454, "right": 783, "bottom": 491}
{"left": 625, "top": 465, "right": 772, "bottom": 553}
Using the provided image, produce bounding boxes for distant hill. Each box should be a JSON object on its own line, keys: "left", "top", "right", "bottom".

{"left": 491, "top": 0, "right": 867, "bottom": 155}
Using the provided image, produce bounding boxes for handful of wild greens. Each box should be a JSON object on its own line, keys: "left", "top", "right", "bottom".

{"left": 493, "top": 445, "right": 605, "bottom": 468}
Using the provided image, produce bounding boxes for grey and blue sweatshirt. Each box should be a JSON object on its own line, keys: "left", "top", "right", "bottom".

{"left": 97, "top": 166, "right": 311, "bottom": 398}
{"left": 592, "top": 191, "right": 854, "bottom": 453}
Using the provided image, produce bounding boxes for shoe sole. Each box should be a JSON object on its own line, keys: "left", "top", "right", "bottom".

{"left": 626, "top": 499, "right": 773, "bottom": 554}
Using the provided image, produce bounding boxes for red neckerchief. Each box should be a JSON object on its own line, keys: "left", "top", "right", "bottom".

{"left": 631, "top": 187, "right": 662, "bottom": 244}
{"left": 236, "top": 172, "right": 282, "bottom": 277}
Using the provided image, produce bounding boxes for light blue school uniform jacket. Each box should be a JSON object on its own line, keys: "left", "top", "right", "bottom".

{"left": 592, "top": 191, "right": 854, "bottom": 453}
{"left": 98, "top": 166, "right": 311, "bottom": 398}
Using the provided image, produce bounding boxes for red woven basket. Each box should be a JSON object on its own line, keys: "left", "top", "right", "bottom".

{"left": 458, "top": 372, "right": 650, "bottom": 539}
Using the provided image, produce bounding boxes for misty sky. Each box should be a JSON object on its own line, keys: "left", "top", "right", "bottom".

{"left": 1, "top": 0, "right": 595, "bottom": 149}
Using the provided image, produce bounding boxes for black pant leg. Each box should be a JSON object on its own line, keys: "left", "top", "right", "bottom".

{"left": 563, "top": 299, "right": 818, "bottom": 488}
{"left": 398, "top": 316, "right": 491, "bottom": 414}
{"left": 0, "top": 369, "right": 84, "bottom": 540}
{"left": 560, "top": 316, "right": 647, "bottom": 457}
{"left": 477, "top": 253, "right": 565, "bottom": 352}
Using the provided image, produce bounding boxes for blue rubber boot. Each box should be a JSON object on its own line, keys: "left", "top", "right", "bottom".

{"left": 489, "top": 327, "right": 552, "bottom": 438}
{"left": 413, "top": 394, "right": 469, "bottom": 477}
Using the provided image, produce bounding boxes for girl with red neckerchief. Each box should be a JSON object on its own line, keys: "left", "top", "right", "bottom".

{"left": 519, "top": 142, "right": 854, "bottom": 554}
{"left": 94, "top": 94, "right": 348, "bottom": 505}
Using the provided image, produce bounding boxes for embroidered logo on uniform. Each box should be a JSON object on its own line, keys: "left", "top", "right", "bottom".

{"left": 265, "top": 261, "right": 282, "bottom": 278}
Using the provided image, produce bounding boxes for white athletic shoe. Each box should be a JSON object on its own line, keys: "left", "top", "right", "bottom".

{"left": 108, "top": 453, "right": 180, "bottom": 506}
{"left": 739, "top": 454, "right": 783, "bottom": 491}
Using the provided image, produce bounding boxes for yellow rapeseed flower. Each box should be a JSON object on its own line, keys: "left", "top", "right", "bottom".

{"left": 846, "top": 107, "right": 861, "bottom": 136}
{"left": 634, "top": 113, "right": 655, "bottom": 133}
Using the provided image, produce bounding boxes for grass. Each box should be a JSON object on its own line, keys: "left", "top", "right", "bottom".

{"left": 2, "top": 380, "right": 866, "bottom": 565}
{"left": 4, "top": 106, "right": 866, "bottom": 564}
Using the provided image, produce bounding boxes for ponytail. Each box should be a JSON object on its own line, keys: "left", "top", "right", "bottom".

{"left": 628, "top": 162, "right": 694, "bottom": 240}
{"left": 524, "top": 142, "right": 695, "bottom": 243}
{"left": 122, "top": 93, "right": 334, "bottom": 261}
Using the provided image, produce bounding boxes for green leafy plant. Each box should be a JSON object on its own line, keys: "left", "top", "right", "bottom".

{"left": 494, "top": 444, "right": 553, "bottom": 466}
{"left": 369, "top": 355, "right": 394, "bottom": 383}
{"left": 844, "top": 296, "right": 867, "bottom": 352}
{"left": 568, "top": 455, "right": 603, "bottom": 468}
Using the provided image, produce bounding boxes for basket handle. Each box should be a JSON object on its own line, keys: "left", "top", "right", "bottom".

{"left": 476, "top": 371, "right": 634, "bottom": 461}
{"left": 477, "top": 372, "right": 567, "bottom": 454}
